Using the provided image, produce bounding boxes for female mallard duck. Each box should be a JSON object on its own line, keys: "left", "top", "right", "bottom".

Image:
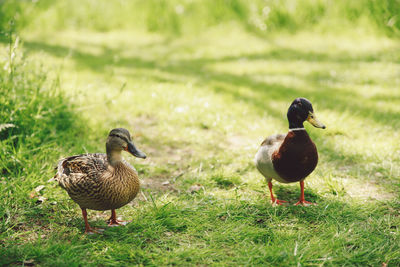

{"left": 255, "top": 98, "right": 325, "bottom": 205}
{"left": 55, "top": 128, "right": 146, "bottom": 233}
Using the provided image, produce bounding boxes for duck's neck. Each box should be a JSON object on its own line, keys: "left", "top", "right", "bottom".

{"left": 289, "top": 120, "right": 304, "bottom": 129}
{"left": 289, "top": 127, "right": 305, "bottom": 131}
{"left": 106, "top": 147, "right": 122, "bottom": 167}
{"left": 285, "top": 128, "right": 311, "bottom": 143}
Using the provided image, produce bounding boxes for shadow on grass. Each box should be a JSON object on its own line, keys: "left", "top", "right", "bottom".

{"left": 23, "top": 39, "right": 400, "bottom": 129}
{"left": 272, "top": 183, "right": 320, "bottom": 204}
{"left": 2, "top": 35, "right": 398, "bottom": 266}
{"left": 1, "top": 192, "right": 398, "bottom": 266}
{"left": 22, "top": 39, "right": 400, "bottom": 181}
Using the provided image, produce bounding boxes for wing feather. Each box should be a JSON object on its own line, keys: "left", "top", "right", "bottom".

{"left": 55, "top": 153, "right": 108, "bottom": 192}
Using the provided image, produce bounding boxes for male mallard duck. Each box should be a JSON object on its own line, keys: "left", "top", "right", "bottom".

{"left": 55, "top": 128, "right": 146, "bottom": 233}
{"left": 255, "top": 98, "right": 325, "bottom": 205}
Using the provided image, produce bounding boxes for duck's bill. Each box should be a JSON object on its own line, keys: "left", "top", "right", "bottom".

{"left": 307, "top": 112, "right": 326, "bottom": 129}
{"left": 126, "top": 142, "right": 147, "bottom": 159}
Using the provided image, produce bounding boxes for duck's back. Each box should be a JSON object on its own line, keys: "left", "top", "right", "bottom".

{"left": 56, "top": 153, "right": 140, "bottom": 210}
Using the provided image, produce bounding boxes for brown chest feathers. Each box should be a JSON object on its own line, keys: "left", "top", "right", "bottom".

{"left": 272, "top": 131, "right": 318, "bottom": 182}
{"left": 94, "top": 162, "right": 140, "bottom": 210}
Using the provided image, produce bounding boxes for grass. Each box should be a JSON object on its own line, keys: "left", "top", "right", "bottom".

{"left": 1, "top": 1, "right": 400, "bottom": 266}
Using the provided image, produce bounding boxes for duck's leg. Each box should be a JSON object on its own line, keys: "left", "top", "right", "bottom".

{"left": 81, "top": 208, "right": 103, "bottom": 234}
{"left": 268, "top": 181, "right": 287, "bottom": 205}
{"left": 107, "top": 209, "right": 130, "bottom": 226}
{"left": 294, "top": 181, "right": 316, "bottom": 206}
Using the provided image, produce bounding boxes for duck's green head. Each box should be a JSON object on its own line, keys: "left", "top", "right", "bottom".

{"left": 107, "top": 128, "right": 146, "bottom": 159}
{"left": 287, "top": 98, "right": 326, "bottom": 130}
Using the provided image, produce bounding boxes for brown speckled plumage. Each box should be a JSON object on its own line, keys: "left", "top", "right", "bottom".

{"left": 54, "top": 128, "right": 146, "bottom": 233}
{"left": 56, "top": 153, "right": 140, "bottom": 211}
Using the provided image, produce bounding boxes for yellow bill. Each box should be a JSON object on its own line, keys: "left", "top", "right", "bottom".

{"left": 307, "top": 111, "right": 326, "bottom": 129}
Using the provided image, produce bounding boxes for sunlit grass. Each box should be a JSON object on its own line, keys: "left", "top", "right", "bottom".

{"left": 1, "top": 13, "right": 399, "bottom": 267}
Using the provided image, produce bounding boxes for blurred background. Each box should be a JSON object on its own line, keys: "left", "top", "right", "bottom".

{"left": 1, "top": 0, "right": 399, "bottom": 266}
{"left": 1, "top": 0, "right": 399, "bottom": 36}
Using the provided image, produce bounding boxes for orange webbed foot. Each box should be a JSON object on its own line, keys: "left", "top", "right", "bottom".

{"left": 272, "top": 199, "right": 288, "bottom": 206}
{"left": 107, "top": 219, "right": 130, "bottom": 227}
{"left": 107, "top": 209, "right": 130, "bottom": 227}
{"left": 294, "top": 181, "right": 316, "bottom": 206}
{"left": 294, "top": 200, "right": 316, "bottom": 206}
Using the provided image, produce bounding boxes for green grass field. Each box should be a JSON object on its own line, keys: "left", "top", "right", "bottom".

{"left": 1, "top": 1, "right": 400, "bottom": 266}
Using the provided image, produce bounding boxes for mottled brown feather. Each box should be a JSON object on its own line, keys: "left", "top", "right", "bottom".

{"left": 55, "top": 153, "right": 140, "bottom": 211}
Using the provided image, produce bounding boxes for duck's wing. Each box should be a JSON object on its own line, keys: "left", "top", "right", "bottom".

{"left": 255, "top": 133, "right": 287, "bottom": 182}
{"left": 260, "top": 133, "right": 286, "bottom": 146}
{"left": 55, "top": 153, "right": 108, "bottom": 191}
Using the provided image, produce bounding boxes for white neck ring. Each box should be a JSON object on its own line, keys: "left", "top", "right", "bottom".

{"left": 289, "top": 127, "right": 305, "bottom": 131}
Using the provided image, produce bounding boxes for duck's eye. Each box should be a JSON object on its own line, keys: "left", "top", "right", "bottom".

{"left": 311, "top": 115, "right": 314, "bottom": 118}
{"left": 110, "top": 134, "right": 125, "bottom": 141}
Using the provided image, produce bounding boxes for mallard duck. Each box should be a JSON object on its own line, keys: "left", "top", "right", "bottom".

{"left": 255, "top": 98, "right": 325, "bottom": 205}
{"left": 55, "top": 128, "right": 146, "bottom": 233}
